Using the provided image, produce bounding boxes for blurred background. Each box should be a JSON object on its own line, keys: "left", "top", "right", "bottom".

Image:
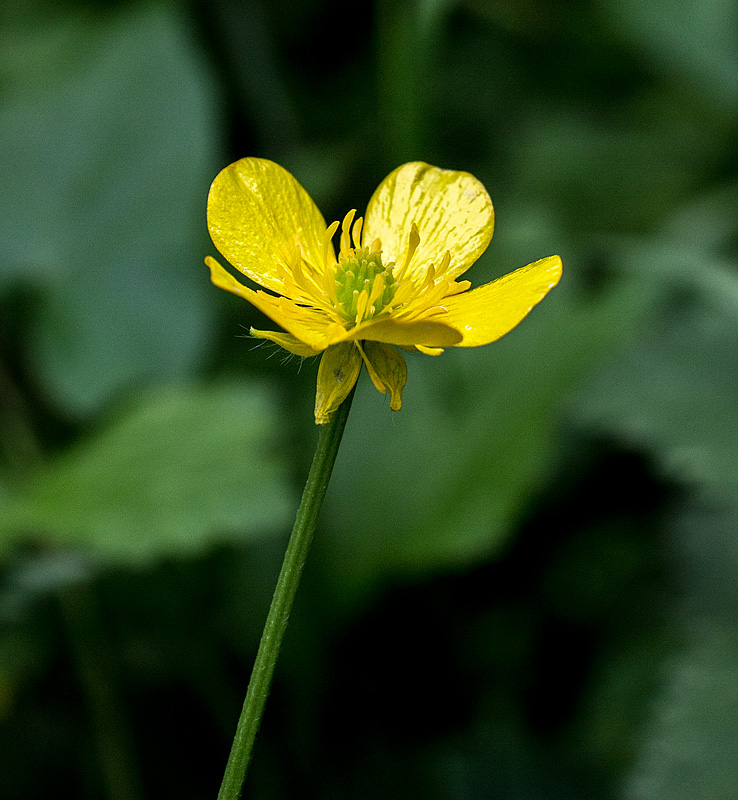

{"left": 2, "top": 0, "right": 738, "bottom": 797}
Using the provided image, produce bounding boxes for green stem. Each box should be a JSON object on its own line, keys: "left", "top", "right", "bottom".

{"left": 217, "top": 388, "right": 356, "bottom": 800}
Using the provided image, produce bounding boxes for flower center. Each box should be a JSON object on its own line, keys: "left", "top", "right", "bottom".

{"left": 333, "top": 247, "right": 397, "bottom": 325}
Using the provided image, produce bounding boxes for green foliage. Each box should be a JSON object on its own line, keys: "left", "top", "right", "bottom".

{"left": 1, "top": 383, "right": 293, "bottom": 563}
{"left": 0, "top": 1, "right": 219, "bottom": 416}
{"left": 624, "top": 508, "right": 738, "bottom": 800}
{"left": 325, "top": 252, "right": 657, "bottom": 598}
{"left": 1, "top": 0, "right": 737, "bottom": 797}
{"left": 576, "top": 264, "right": 738, "bottom": 504}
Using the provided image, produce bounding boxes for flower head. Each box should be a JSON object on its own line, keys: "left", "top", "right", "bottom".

{"left": 206, "top": 158, "right": 561, "bottom": 424}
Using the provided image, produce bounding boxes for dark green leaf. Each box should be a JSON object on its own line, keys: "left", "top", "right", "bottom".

{"left": 0, "top": 2, "right": 219, "bottom": 415}
{"left": 1, "top": 383, "right": 293, "bottom": 563}
{"left": 575, "top": 243, "right": 738, "bottom": 506}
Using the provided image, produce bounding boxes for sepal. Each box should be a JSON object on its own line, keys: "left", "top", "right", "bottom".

{"left": 314, "top": 343, "right": 362, "bottom": 424}
{"left": 362, "top": 342, "right": 407, "bottom": 411}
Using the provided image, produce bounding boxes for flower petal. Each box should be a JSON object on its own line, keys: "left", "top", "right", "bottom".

{"left": 362, "top": 342, "right": 407, "bottom": 411}
{"left": 349, "top": 317, "right": 463, "bottom": 348}
{"left": 314, "top": 343, "right": 362, "bottom": 425}
{"left": 206, "top": 256, "right": 335, "bottom": 351}
{"left": 415, "top": 345, "right": 444, "bottom": 356}
{"left": 207, "top": 157, "right": 329, "bottom": 295}
{"left": 250, "top": 328, "right": 322, "bottom": 357}
{"left": 205, "top": 256, "right": 460, "bottom": 353}
{"left": 363, "top": 162, "right": 494, "bottom": 282}
{"left": 436, "top": 255, "right": 562, "bottom": 347}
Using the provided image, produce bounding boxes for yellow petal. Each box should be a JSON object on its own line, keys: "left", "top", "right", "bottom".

{"left": 362, "top": 342, "right": 407, "bottom": 411}
{"left": 349, "top": 317, "right": 463, "bottom": 348}
{"left": 206, "top": 254, "right": 251, "bottom": 299}
{"left": 207, "top": 157, "right": 329, "bottom": 295}
{"left": 207, "top": 254, "right": 447, "bottom": 353}
{"left": 314, "top": 343, "right": 362, "bottom": 425}
{"left": 363, "top": 162, "right": 494, "bottom": 283}
{"left": 437, "top": 255, "right": 562, "bottom": 347}
{"left": 206, "top": 256, "right": 333, "bottom": 351}
{"left": 250, "top": 328, "right": 322, "bottom": 357}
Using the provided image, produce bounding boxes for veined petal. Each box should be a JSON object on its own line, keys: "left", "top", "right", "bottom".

{"left": 206, "top": 256, "right": 334, "bottom": 351}
{"left": 348, "top": 316, "right": 463, "bottom": 348}
{"left": 314, "top": 343, "right": 362, "bottom": 425}
{"left": 362, "top": 342, "right": 407, "bottom": 411}
{"left": 207, "top": 157, "right": 329, "bottom": 295}
{"left": 250, "top": 328, "right": 322, "bottom": 357}
{"left": 437, "top": 255, "right": 562, "bottom": 347}
{"left": 363, "top": 162, "right": 494, "bottom": 283}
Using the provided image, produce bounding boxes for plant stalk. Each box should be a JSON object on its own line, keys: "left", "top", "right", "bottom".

{"left": 217, "top": 388, "right": 355, "bottom": 799}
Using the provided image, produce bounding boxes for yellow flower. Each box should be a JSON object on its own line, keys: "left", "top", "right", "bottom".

{"left": 206, "top": 158, "right": 562, "bottom": 424}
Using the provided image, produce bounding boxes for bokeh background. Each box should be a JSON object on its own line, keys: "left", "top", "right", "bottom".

{"left": 2, "top": 0, "right": 738, "bottom": 798}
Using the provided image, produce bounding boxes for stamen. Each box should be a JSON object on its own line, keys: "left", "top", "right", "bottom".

{"left": 351, "top": 215, "right": 364, "bottom": 250}
{"left": 331, "top": 245, "right": 396, "bottom": 324}
{"left": 275, "top": 258, "right": 291, "bottom": 284}
{"left": 355, "top": 291, "right": 369, "bottom": 325}
{"left": 422, "top": 263, "right": 436, "bottom": 291}
{"left": 445, "top": 279, "right": 472, "bottom": 296}
{"left": 323, "top": 267, "right": 338, "bottom": 305}
{"left": 396, "top": 223, "right": 420, "bottom": 280}
{"left": 291, "top": 244, "right": 306, "bottom": 286}
{"left": 437, "top": 250, "right": 451, "bottom": 277}
{"left": 340, "top": 209, "right": 356, "bottom": 258}
{"left": 389, "top": 281, "right": 415, "bottom": 307}
{"left": 323, "top": 220, "right": 340, "bottom": 266}
{"left": 423, "top": 279, "right": 449, "bottom": 308}
{"left": 368, "top": 273, "right": 385, "bottom": 308}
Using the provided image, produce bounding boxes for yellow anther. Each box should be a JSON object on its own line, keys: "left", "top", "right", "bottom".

{"left": 397, "top": 223, "right": 421, "bottom": 279}
{"left": 391, "top": 281, "right": 414, "bottom": 306}
{"left": 323, "top": 219, "right": 340, "bottom": 266}
{"left": 445, "top": 279, "right": 471, "bottom": 296}
{"left": 355, "top": 290, "right": 369, "bottom": 325}
{"left": 340, "top": 209, "right": 356, "bottom": 258}
{"left": 331, "top": 237, "right": 396, "bottom": 324}
{"left": 369, "top": 273, "right": 385, "bottom": 307}
{"left": 351, "top": 215, "right": 364, "bottom": 250}
{"left": 423, "top": 263, "right": 436, "bottom": 290}
{"left": 323, "top": 266, "right": 338, "bottom": 305}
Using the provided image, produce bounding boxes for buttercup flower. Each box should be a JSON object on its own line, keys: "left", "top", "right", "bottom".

{"left": 206, "top": 158, "right": 562, "bottom": 424}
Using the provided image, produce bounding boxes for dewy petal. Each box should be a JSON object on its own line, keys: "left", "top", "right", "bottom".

{"left": 207, "top": 157, "right": 329, "bottom": 295}
{"left": 363, "top": 162, "right": 494, "bottom": 283}
{"left": 314, "top": 343, "right": 362, "bottom": 425}
{"left": 250, "top": 328, "right": 322, "bottom": 357}
{"left": 436, "top": 255, "right": 562, "bottom": 347}
{"left": 206, "top": 257, "right": 334, "bottom": 351}
{"left": 362, "top": 342, "right": 407, "bottom": 411}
